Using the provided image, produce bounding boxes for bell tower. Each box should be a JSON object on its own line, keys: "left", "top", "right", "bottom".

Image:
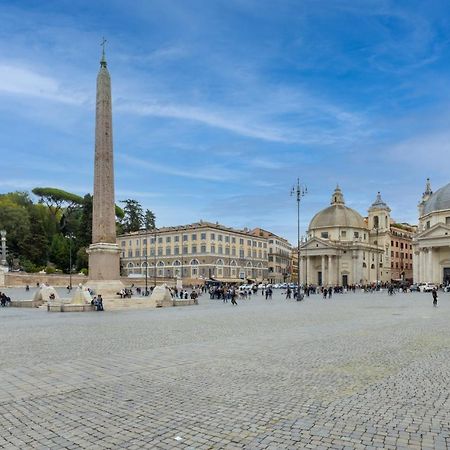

{"left": 368, "top": 192, "right": 391, "bottom": 232}
{"left": 418, "top": 178, "right": 432, "bottom": 217}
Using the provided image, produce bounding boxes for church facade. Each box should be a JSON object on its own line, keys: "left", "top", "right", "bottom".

{"left": 300, "top": 186, "right": 414, "bottom": 287}
{"left": 413, "top": 179, "right": 450, "bottom": 285}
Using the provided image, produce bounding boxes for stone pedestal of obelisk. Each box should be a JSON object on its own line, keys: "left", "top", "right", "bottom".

{"left": 86, "top": 46, "right": 124, "bottom": 298}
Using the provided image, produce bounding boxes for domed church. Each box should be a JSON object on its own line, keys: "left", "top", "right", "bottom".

{"left": 299, "top": 186, "right": 415, "bottom": 286}
{"left": 413, "top": 179, "right": 450, "bottom": 285}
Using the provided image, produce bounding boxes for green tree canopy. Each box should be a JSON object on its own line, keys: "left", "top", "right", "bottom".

{"left": 49, "top": 234, "right": 70, "bottom": 272}
{"left": 32, "top": 187, "right": 83, "bottom": 217}
{"left": 0, "top": 197, "right": 31, "bottom": 260}
{"left": 121, "top": 199, "right": 144, "bottom": 233}
{"left": 144, "top": 209, "right": 156, "bottom": 230}
{"left": 0, "top": 188, "right": 144, "bottom": 272}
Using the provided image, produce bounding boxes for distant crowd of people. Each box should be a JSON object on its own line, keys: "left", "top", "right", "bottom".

{"left": 2, "top": 279, "right": 448, "bottom": 311}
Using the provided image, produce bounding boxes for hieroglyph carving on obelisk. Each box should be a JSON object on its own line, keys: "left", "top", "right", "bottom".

{"left": 87, "top": 40, "right": 124, "bottom": 294}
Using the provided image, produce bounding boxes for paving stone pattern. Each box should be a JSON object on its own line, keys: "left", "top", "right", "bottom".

{"left": 1, "top": 291, "right": 450, "bottom": 449}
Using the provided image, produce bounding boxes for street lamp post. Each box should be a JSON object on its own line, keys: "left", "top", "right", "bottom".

{"left": 301, "top": 234, "right": 308, "bottom": 286}
{"left": 373, "top": 225, "right": 379, "bottom": 289}
{"left": 291, "top": 179, "right": 307, "bottom": 295}
{"left": 0, "top": 230, "right": 7, "bottom": 267}
{"left": 181, "top": 234, "right": 184, "bottom": 285}
{"left": 66, "top": 233, "right": 74, "bottom": 290}
{"left": 145, "top": 249, "right": 148, "bottom": 295}
{"left": 153, "top": 229, "right": 157, "bottom": 288}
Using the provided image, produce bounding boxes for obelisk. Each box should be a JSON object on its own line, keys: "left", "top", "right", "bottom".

{"left": 87, "top": 41, "right": 124, "bottom": 296}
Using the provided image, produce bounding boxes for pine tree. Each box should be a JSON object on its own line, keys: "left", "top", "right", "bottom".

{"left": 144, "top": 209, "right": 156, "bottom": 230}
{"left": 121, "top": 199, "right": 144, "bottom": 232}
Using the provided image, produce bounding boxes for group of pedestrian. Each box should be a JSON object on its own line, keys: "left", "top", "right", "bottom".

{"left": 0, "top": 292, "right": 11, "bottom": 307}
{"left": 174, "top": 288, "right": 191, "bottom": 299}
{"left": 264, "top": 287, "right": 273, "bottom": 299}
{"left": 91, "top": 294, "right": 104, "bottom": 311}
{"left": 117, "top": 288, "right": 133, "bottom": 298}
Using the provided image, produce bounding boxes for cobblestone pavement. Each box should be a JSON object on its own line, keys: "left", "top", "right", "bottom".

{"left": 1, "top": 290, "right": 450, "bottom": 449}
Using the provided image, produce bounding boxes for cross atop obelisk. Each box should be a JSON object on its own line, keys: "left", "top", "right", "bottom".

{"left": 100, "top": 37, "right": 107, "bottom": 66}
{"left": 87, "top": 41, "right": 124, "bottom": 296}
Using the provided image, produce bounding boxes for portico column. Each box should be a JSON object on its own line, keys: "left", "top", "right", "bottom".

{"left": 336, "top": 253, "right": 341, "bottom": 286}
{"left": 321, "top": 255, "right": 326, "bottom": 286}
{"left": 328, "top": 255, "right": 333, "bottom": 285}
{"left": 418, "top": 250, "right": 423, "bottom": 282}
{"left": 301, "top": 256, "right": 306, "bottom": 285}
{"left": 413, "top": 251, "right": 419, "bottom": 283}
{"left": 352, "top": 252, "right": 357, "bottom": 285}
{"left": 422, "top": 248, "right": 431, "bottom": 283}
{"left": 428, "top": 248, "right": 434, "bottom": 282}
{"left": 306, "top": 256, "right": 312, "bottom": 285}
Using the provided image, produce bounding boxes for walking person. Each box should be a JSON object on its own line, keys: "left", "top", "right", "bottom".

{"left": 231, "top": 288, "right": 238, "bottom": 306}
{"left": 432, "top": 288, "right": 438, "bottom": 307}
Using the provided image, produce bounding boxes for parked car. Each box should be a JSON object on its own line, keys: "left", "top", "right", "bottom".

{"left": 418, "top": 282, "right": 437, "bottom": 292}
{"left": 443, "top": 285, "right": 450, "bottom": 292}
{"left": 409, "top": 284, "right": 420, "bottom": 292}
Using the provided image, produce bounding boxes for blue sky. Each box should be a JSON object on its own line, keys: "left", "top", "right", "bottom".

{"left": 1, "top": 0, "right": 450, "bottom": 244}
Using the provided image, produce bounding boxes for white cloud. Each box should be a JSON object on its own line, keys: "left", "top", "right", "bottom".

{"left": 119, "top": 154, "right": 241, "bottom": 182}
{"left": 117, "top": 100, "right": 297, "bottom": 143}
{"left": 249, "top": 158, "right": 285, "bottom": 170}
{"left": 0, "top": 63, "right": 87, "bottom": 105}
{"left": 116, "top": 189, "right": 164, "bottom": 199}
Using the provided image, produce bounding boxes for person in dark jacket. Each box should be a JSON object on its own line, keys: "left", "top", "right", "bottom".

{"left": 432, "top": 288, "right": 438, "bottom": 307}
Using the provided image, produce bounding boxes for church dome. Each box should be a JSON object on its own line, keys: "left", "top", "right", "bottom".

{"left": 423, "top": 182, "right": 450, "bottom": 215}
{"left": 309, "top": 186, "right": 366, "bottom": 230}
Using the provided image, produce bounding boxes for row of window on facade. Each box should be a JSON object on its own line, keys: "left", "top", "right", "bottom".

{"left": 320, "top": 231, "right": 365, "bottom": 240}
{"left": 125, "top": 259, "right": 263, "bottom": 268}
{"left": 391, "top": 241, "right": 412, "bottom": 250}
{"left": 391, "top": 262, "right": 412, "bottom": 269}
{"left": 426, "top": 217, "right": 450, "bottom": 229}
{"left": 122, "top": 246, "right": 267, "bottom": 259}
{"left": 268, "top": 239, "right": 291, "bottom": 249}
{"left": 391, "top": 230, "right": 413, "bottom": 238}
{"left": 268, "top": 266, "right": 287, "bottom": 274}
{"left": 124, "top": 259, "right": 265, "bottom": 278}
{"left": 268, "top": 248, "right": 291, "bottom": 257}
{"left": 268, "top": 255, "right": 291, "bottom": 263}
{"left": 390, "top": 251, "right": 413, "bottom": 259}
{"left": 121, "top": 234, "right": 267, "bottom": 247}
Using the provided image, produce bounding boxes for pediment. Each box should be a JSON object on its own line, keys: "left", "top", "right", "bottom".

{"left": 416, "top": 223, "right": 450, "bottom": 240}
{"left": 302, "top": 237, "right": 334, "bottom": 250}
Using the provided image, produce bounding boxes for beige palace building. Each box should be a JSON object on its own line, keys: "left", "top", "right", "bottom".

{"left": 251, "top": 228, "right": 293, "bottom": 283}
{"left": 118, "top": 221, "right": 269, "bottom": 284}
